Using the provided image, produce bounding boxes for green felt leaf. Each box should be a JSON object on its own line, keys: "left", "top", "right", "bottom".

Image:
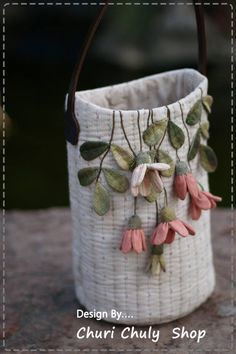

{"left": 77, "top": 167, "right": 98, "bottom": 186}
{"left": 93, "top": 182, "right": 110, "bottom": 216}
{"left": 156, "top": 149, "right": 175, "bottom": 177}
{"left": 186, "top": 100, "right": 202, "bottom": 125}
{"left": 168, "top": 121, "right": 185, "bottom": 150}
{"left": 103, "top": 168, "right": 129, "bottom": 193}
{"left": 80, "top": 141, "right": 109, "bottom": 161}
{"left": 111, "top": 144, "right": 135, "bottom": 170}
{"left": 200, "top": 122, "right": 210, "bottom": 140}
{"left": 199, "top": 144, "right": 218, "bottom": 172}
{"left": 143, "top": 119, "right": 168, "bottom": 147}
{"left": 188, "top": 128, "right": 201, "bottom": 161}
{"left": 202, "top": 95, "right": 213, "bottom": 114}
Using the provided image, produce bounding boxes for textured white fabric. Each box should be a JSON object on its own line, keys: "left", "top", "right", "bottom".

{"left": 66, "top": 69, "right": 215, "bottom": 325}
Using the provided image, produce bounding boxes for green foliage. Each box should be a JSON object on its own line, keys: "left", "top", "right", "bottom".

{"left": 168, "top": 121, "right": 185, "bottom": 149}
{"left": 188, "top": 128, "right": 201, "bottom": 161}
{"left": 143, "top": 119, "right": 168, "bottom": 147}
{"left": 93, "top": 182, "right": 110, "bottom": 216}
{"left": 199, "top": 145, "right": 218, "bottom": 172}
{"left": 103, "top": 168, "right": 129, "bottom": 193}
{"left": 186, "top": 100, "right": 202, "bottom": 125}
{"left": 80, "top": 141, "right": 109, "bottom": 161}
{"left": 111, "top": 144, "right": 135, "bottom": 170}
{"left": 77, "top": 167, "right": 98, "bottom": 186}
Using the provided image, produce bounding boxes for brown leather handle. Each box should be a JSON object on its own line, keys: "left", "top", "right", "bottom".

{"left": 65, "top": 1, "right": 207, "bottom": 145}
{"left": 194, "top": 2, "right": 207, "bottom": 75}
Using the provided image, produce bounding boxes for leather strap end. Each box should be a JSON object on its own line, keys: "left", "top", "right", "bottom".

{"left": 64, "top": 110, "right": 79, "bottom": 145}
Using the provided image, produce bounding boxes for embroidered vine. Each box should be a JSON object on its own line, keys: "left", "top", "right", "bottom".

{"left": 96, "top": 110, "right": 116, "bottom": 181}
{"left": 137, "top": 110, "right": 143, "bottom": 152}
{"left": 77, "top": 93, "right": 221, "bottom": 276}
{"left": 119, "top": 110, "right": 136, "bottom": 157}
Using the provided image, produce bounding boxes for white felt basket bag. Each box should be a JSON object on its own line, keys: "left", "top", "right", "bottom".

{"left": 64, "top": 3, "right": 221, "bottom": 325}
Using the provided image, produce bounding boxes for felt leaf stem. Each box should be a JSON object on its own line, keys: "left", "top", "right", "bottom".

{"left": 188, "top": 129, "right": 201, "bottom": 161}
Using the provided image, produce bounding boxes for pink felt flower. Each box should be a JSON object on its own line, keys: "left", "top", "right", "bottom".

{"left": 120, "top": 215, "right": 147, "bottom": 254}
{"left": 190, "top": 190, "right": 222, "bottom": 220}
{"left": 151, "top": 207, "right": 195, "bottom": 245}
{"left": 202, "top": 191, "right": 222, "bottom": 208}
{"left": 131, "top": 152, "right": 169, "bottom": 197}
{"left": 174, "top": 161, "right": 222, "bottom": 220}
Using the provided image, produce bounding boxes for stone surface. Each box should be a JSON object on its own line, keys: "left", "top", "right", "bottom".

{"left": 1, "top": 208, "right": 235, "bottom": 353}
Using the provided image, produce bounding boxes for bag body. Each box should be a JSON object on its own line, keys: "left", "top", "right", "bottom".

{"left": 66, "top": 68, "right": 215, "bottom": 325}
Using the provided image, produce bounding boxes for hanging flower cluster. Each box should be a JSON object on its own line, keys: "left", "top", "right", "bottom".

{"left": 174, "top": 161, "right": 222, "bottom": 220}
{"left": 77, "top": 93, "right": 221, "bottom": 275}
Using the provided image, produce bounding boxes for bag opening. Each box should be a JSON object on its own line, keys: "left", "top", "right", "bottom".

{"left": 75, "top": 69, "right": 207, "bottom": 112}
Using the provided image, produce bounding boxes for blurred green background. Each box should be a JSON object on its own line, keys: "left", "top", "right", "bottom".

{"left": 2, "top": 3, "right": 232, "bottom": 209}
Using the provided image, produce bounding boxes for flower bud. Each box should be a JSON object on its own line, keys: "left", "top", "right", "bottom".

{"left": 128, "top": 215, "right": 142, "bottom": 229}
{"left": 175, "top": 161, "right": 189, "bottom": 176}
{"left": 136, "top": 152, "right": 152, "bottom": 166}
{"left": 160, "top": 207, "right": 176, "bottom": 222}
{"left": 146, "top": 246, "right": 166, "bottom": 276}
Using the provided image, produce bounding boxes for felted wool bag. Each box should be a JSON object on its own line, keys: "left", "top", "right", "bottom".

{"left": 65, "top": 3, "right": 221, "bottom": 325}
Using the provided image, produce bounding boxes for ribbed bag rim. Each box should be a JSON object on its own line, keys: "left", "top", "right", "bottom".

{"left": 74, "top": 68, "right": 207, "bottom": 115}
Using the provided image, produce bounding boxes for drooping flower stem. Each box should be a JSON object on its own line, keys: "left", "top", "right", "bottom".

{"left": 137, "top": 110, "right": 143, "bottom": 151}
{"left": 134, "top": 196, "right": 137, "bottom": 215}
{"left": 151, "top": 109, "right": 154, "bottom": 124}
{"left": 146, "top": 110, "right": 152, "bottom": 151}
{"left": 175, "top": 149, "right": 181, "bottom": 161}
{"left": 199, "top": 87, "right": 203, "bottom": 99}
{"left": 155, "top": 107, "right": 169, "bottom": 151}
{"left": 96, "top": 111, "right": 116, "bottom": 181}
{"left": 151, "top": 110, "right": 158, "bottom": 150}
{"left": 119, "top": 111, "right": 136, "bottom": 157}
{"left": 155, "top": 200, "right": 159, "bottom": 225}
{"left": 166, "top": 105, "right": 182, "bottom": 160}
{"left": 178, "top": 101, "right": 192, "bottom": 171}
{"left": 163, "top": 186, "right": 168, "bottom": 207}
{"left": 197, "top": 88, "right": 204, "bottom": 133}
{"left": 146, "top": 109, "right": 151, "bottom": 129}
{"left": 198, "top": 88, "right": 204, "bottom": 131}
{"left": 198, "top": 87, "right": 203, "bottom": 129}
{"left": 179, "top": 102, "right": 191, "bottom": 148}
